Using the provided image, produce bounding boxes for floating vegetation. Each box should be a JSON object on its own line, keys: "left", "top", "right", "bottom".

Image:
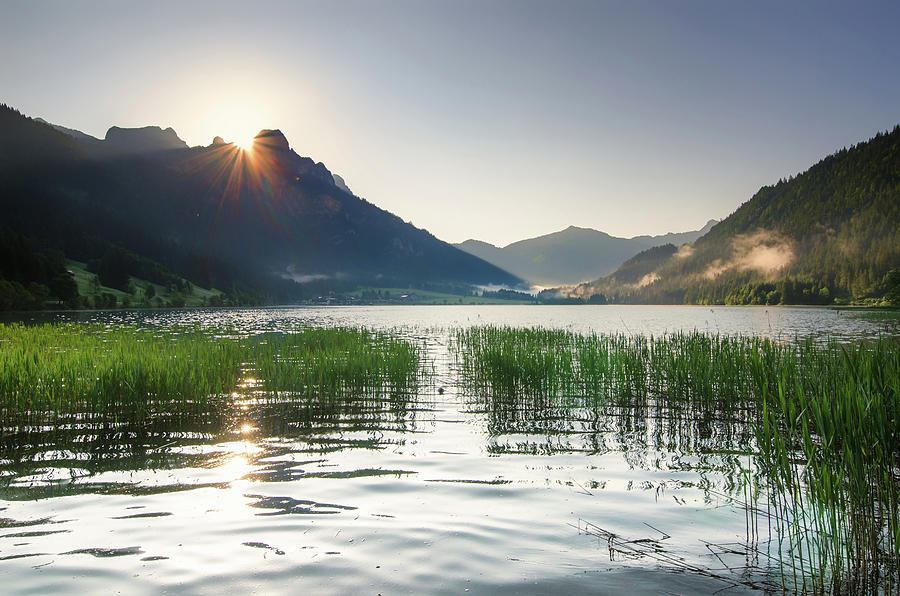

{"left": 575, "top": 519, "right": 780, "bottom": 592}
{"left": 453, "top": 326, "right": 899, "bottom": 595}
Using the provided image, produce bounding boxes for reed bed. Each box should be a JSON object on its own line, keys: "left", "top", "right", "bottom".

{"left": 249, "top": 328, "right": 423, "bottom": 402}
{"left": 755, "top": 340, "right": 899, "bottom": 595}
{"left": 0, "top": 323, "right": 423, "bottom": 436}
{"left": 0, "top": 323, "right": 245, "bottom": 429}
{"left": 452, "top": 326, "right": 899, "bottom": 595}
{"left": 452, "top": 326, "right": 775, "bottom": 416}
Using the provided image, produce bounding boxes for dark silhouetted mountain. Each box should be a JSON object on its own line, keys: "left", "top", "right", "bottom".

{"left": 248, "top": 129, "right": 336, "bottom": 185}
{"left": 0, "top": 106, "right": 85, "bottom": 169}
{"left": 103, "top": 125, "right": 189, "bottom": 154}
{"left": 0, "top": 104, "right": 522, "bottom": 305}
{"left": 572, "top": 126, "right": 900, "bottom": 305}
{"left": 601, "top": 244, "right": 679, "bottom": 287}
{"left": 456, "top": 220, "right": 716, "bottom": 286}
{"left": 34, "top": 116, "right": 189, "bottom": 157}
{"left": 34, "top": 117, "right": 103, "bottom": 146}
{"left": 254, "top": 128, "right": 290, "bottom": 151}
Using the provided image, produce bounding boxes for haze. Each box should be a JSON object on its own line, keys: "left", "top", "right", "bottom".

{"left": 2, "top": 0, "right": 899, "bottom": 246}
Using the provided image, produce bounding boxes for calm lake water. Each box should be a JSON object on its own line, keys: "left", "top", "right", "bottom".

{"left": 1, "top": 305, "right": 897, "bottom": 594}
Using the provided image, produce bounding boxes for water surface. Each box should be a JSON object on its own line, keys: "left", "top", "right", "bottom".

{"left": 1, "top": 305, "right": 896, "bottom": 594}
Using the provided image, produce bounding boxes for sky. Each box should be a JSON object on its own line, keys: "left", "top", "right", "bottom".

{"left": 2, "top": 0, "right": 899, "bottom": 247}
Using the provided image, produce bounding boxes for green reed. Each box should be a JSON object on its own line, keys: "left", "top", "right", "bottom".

{"left": 249, "top": 327, "right": 422, "bottom": 402}
{"left": 0, "top": 323, "right": 423, "bottom": 435}
{"left": 0, "top": 323, "right": 245, "bottom": 429}
{"left": 452, "top": 326, "right": 899, "bottom": 594}
{"left": 754, "top": 340, "right": 899, "bottom": 595}
{"left": 452, "top": 326, "right": 776, "bottom": 413}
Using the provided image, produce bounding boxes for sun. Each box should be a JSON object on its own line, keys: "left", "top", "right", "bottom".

{"left": 233, "top": 134, "right": 256, "bottom": 152}
{"left": 208, "top": 104, "right": 261, "bottom": 152}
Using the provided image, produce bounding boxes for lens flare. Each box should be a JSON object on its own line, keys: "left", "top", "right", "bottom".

{"left": 188, "top": 126, "right": 296, "bottom": 240}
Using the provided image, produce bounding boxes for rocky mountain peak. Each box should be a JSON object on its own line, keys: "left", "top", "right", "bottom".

{"left": 104, "top": 125, "right": 188, "bottom": 153}
{"left": 253, "top": 129, "right": 290, "bottom": 151}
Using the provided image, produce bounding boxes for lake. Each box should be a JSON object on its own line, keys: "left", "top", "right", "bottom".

{"left": 1, "top": 305, "right": 897, "bottom": 594}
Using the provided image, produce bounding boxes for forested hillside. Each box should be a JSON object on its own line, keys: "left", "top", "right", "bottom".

{"left": 573, "top": 126, "right": 900, "bottom": 305}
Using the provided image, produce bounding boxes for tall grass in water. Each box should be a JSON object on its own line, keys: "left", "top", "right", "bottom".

{"left": 453, "top": 326, "right": 899, "bottom": 594}
{"left": 0, "top": 323, "right": 245, "bottom": 429}
{"left": 250, "top": 328, "right": 422, "bottom": 402}
{"left": 453, "top": 326, "right": 771, "bottom": 417}
{"left": 755, "top": 341, "right": 899, "bottom": 595}
{"left": 0, "top": 323, "right": 423, "bottom": 437}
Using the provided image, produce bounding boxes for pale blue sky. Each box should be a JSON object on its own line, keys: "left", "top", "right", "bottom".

{"left": 2, "top": 0, "right": 899, "bottom": 245}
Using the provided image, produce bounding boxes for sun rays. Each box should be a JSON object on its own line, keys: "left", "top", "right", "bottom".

{"left": 205, "top": 102, "right": 267, "bottom": 154}
{"left": 233, "top": 134, "right": 256, "bottom": 152}
{"left": 186, "top": 128, "right": 297, "bottom": 240}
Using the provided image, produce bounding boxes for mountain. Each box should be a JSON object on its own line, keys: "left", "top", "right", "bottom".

{"left": 0, "top": 104, "right": 522, "bottom": 307}
{"left": 631, "top": 219, "right": 718, "bottom": 247}
{"left": 571, "top": 126, "right": 900, "bottom": 305}
{"left": 34, "top": 119, "right": 189, "bottom": 156}
{"left": 34, "top": 117, "right": 102, "bottom": 146}
{"left": 103, "top": 125, "right": 189, "bottom": 154}
{"left": 456, "top": 220, "right": 716, "bottom": 286}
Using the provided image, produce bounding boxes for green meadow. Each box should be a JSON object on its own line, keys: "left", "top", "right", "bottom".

{"left": 67, "top": 260, "right": 225, "bottom": 308}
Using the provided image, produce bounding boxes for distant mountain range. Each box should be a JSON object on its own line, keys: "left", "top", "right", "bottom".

{"left": 3, "top": 102, "right": 896, "bottom": 309}
{"left": 456, "top": 220, "right": 717, "bottom": 286}
{"left": 0, "top": 104, "right": 522, "bottom": 307}
{"left": 570, "top": 125, "right": 900, "bottom": 305}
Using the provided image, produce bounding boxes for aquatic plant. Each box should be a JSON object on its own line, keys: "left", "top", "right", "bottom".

{"left": 0, "top": 323, "right": 423, "bottom": 437}
{"left": 0, "top": 323, "right": 245, "bottom": 429}
{"left": 249, "top": 327, "right": 422, "bottom": 402}
{"left": 452, "top": 326, "right": 899, "bottom": 594}
{"left": 754, "top": 340, "right": 899, "bottom": 594}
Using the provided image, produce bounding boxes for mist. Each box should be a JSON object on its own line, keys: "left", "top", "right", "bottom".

{"left": 703, "top": 230, "right": 795, "bottom": 280}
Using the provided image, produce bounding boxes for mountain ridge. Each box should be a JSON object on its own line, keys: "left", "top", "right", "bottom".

{"left": 0, "top": 104, "right": 523, "bottom": 307}
{"left": 34, "top": 118, "right": 190, "bottom": 156}
{"left": 456, "top": 219, "right": 717, "bottom": 286}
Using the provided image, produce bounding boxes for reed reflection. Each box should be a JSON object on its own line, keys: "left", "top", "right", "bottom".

{"left": 0, "top": 324, "right": 423, "bottom": 500}
{"left": 453, "top": 325, "right": 900, "bottom": 594}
